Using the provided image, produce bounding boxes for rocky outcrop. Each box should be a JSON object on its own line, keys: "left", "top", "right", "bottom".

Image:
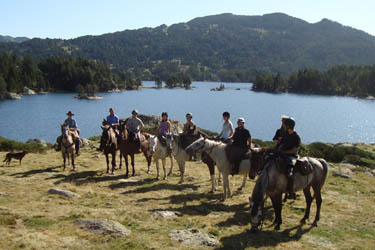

{"left": 4, "top": 92, "right": 22, "bottom": 99}
{"left": 74, "top": 95, "right": 103, "bottom": 100}
{"left": 73, "top": 218, "right": 131, "bottom": 237}
{"left": 169, "top": 229, "right": 219, "bottom": 246}
{"left": 23, "top": 87, "right": 36, "bottom": 95}
{"left": 27, "top": 138, "right": 48, "bottom": 148}
{"left": 47, "top": 188, "right": 81, "bottom": 198}
{"left": 129, "top": 114, "right": 184, "bottom": 134}
{"left": 152, "top": 211, "right": 181, "bottom": 218}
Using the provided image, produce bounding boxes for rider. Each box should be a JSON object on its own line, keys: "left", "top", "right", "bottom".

{"left": 64, "top": 111, "right": 80, "bottom": 155}
{"left": 155, "top": 112, "right": 171, "bottom": 145}
{"left": 279, "top": 117, "right": 301, "bottom": 196}
{"left": 273, "top": 115, "right": 288, "bottom": 149}
{"left": 106, "top": 107, "right": 120, "bottom": 137}
{"left": 125, "top": 109, "right": 144, "bottom": 152}
{"left": 181, "top": 113, "right": 199, "bottom": 160}
{"left": 218, "top": 111, "right": 233, "bottom": 143}
{"left": 228, "top": 117, "right": 252, "bottom": 175}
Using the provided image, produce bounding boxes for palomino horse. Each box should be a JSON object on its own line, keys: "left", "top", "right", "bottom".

{"left": 100, "top": 125, "right": 118, "bottom": 174}
{"left": 60, "top": 124, "right": 77, "bottom": 171}
{"left": 165, "top": 133, "right": 218, "bottom": 192}
{"left": 249, "top": 151, "right": 328, "bottom": 232}
{"left": 118, "top": 128, "right": 152, "bottom": 178}
{"left": 147, "top": 135, "right": 174, "bottom": 180}
{"left": 185, "top": 137, "right": 255, "bottom": 200}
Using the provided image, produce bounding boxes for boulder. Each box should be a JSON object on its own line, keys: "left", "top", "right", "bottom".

{"left": 80, "top": 138, "right": 90, "bottom": 148}
{"left": 23, "top": 87, "right": 36, "bottom": 95}
{"left": 169, "top": 229, "right": 219, "bottom": 246}
{"left": 152, "top": 211, "right": 180, "bottom": 218}
{"left": 73, "top": 218, "right": 131, "bottom": 237}
{"left": 48, "top": 188, "right": 80, "bottom": 198}
{"left": 27, "top": 138, "right": 48, "bottom": 148}
{"left": 5, "top": 92, "right": 22, "bottom": 99}
{"left": 123, "top": 114, "right": 184, "bottom": 134}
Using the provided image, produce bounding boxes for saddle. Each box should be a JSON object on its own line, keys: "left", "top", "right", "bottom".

{"left": 157, "top": 134, "right": 167, "bottom": 147}
{"left": 295, "top": 158, "right": 313, "bottom": 176}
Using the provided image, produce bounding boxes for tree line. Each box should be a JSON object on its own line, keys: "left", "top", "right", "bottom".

{"left": 252, "top": 65, "right": 375, "bottom": 97}
{"left": 0, "top": 53, "right": 142, "bottom": 98}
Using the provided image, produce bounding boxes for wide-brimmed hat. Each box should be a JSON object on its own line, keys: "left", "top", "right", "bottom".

{"left": 237, "top": 117, "right": 245, "bottom": 123}
{"left": 281, "top": 115, "right": 289, "bottom": 120}
{"left": 66, "top": 111, "right": 74, "bottom": 116}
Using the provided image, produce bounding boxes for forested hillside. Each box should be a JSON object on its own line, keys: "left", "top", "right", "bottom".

{"left": 1, "top": 13, "right": 375, "bottom": 82}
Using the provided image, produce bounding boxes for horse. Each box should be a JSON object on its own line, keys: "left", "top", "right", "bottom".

{"left": 118, "top": 127, "right": 152, "bottom": 178}
{"left": 60, "top": 124, "right": 77, "bottom": 171}
{"left": 249, "top": 151, "right": 328, "bottom": 232}
{"left": 185, "top": 137, "right": 255, "bottom": 200}
{"left": 165, "top": 133, "right": 221, "bottom": 192}
{"left": 100, "top": 124, "right": 118, "bottom": 174}
{"left": 147, "top": 135, "right": 174, "bottom": 180}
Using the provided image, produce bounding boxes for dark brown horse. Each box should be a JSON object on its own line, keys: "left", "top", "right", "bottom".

{"left": 100, "top": 125, "right": 118, "bottom": 174}
{"left": 118, "top": 128, "right": 152, "bottom": 178}
{"left": 249, "top": 150, "right": 328, "bottom": 232}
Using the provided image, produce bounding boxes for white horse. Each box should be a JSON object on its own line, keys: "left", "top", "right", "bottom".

{"left": 147, "top": 135, "right": 174, "bottom": 180}
{"left": 186, "top": 137, "right": 253, "bottom": 200}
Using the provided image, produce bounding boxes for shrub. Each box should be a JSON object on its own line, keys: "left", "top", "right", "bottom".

{"left": 0, "top": 136, "right": 48, "bottom": 153}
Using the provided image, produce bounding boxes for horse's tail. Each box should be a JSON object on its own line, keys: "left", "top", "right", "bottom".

{"left": 317, "top": 158, "right": 329, "bottom": 188}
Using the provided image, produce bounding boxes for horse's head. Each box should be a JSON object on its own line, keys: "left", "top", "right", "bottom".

{"left": 147, "top": 135, "right": 157, "bottom": 156}
{"left": 249, "top": 195, "right": 265, "bottom": 233}
{"left": 61, "top": 123, "right": 69, "bottom": 139}
{"left": 249, "top": 148, "right": 267, "bottom": 179}
{"left": 165, "top": 133, "right": 174, "bottom": 154}
{"left": 101, "top": 125, "right": 112, "bottom": 147}
{"left": 185, "top": 137, "right": 207, "bottom": 154}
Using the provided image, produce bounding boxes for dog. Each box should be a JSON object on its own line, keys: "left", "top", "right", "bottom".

{"left": 3, "top": 150, "right": 28, "bottom": 166}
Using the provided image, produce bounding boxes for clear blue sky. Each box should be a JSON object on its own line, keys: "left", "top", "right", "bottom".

{"left": 1, "top": 0, "right": 374, "bottom": 39}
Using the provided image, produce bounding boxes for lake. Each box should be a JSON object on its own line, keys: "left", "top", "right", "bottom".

{"left": 1, "top": 81, "right": 375, "bottom": 144}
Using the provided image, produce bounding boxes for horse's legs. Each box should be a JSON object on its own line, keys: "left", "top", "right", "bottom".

{"left": 208, "top": 163, "right": 216, "bottom": 193}
{"left": 238, "top": 174, "right": 247, "bottom": 191}
{"left": 119, "top": 152, "right": 122, "bottom": 170}
{"left": 177, "top": 159, "right": 185, "bottom": 184}
{"left": 271, "top": 194, "right": 283, "bottom": 230}
{"left": 312, "top": 187, "right": 322, "bottom": 227}
{"left": 155, "top": 158, "right": 160, "bottom": 180}
{"left": 131, "top": 154, "right": 135, "bottom": 176}
{"left": 167, "top": 155, "right": 174, "bottom": 176}
{"left": 105, "top": 153, "right": 110, "bottom": 174}
{"left": 222, "top": 173, "right": 231, "bottom": 200}
{"left": 217, "top": 166, "right": 222, "bottom": 183}
{"left": 124, "top": 154, "right": 129, "bottom": 178}
{"left": 111, "top": 152, "right": 116, "bottom": 174}
{"left": 162, "top": 158, "right": 167, "bottom": 180}
{"left": 71, "top": 151, "right": 75, "bottom": 171}
{"left": 301, "top": 186, "right": 313, "bottom": 224}
{"left": 144, "top": 152, "right": 151, "bottom": 174}
{"left": 62, "top": 153, "right": 66, "bottom": 170}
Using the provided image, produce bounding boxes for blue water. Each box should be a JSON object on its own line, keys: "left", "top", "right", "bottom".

{"left": 1, "top": 81, "right": 375, "bottom": 144}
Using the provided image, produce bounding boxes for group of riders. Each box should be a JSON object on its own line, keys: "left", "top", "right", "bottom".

{"left": 57, "top": 109, "right": 301, "bottom": 196}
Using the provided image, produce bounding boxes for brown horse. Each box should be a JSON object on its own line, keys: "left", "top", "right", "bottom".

{"left": 118, "top": 128, "right": 152, "bottom": 178}
{"left": 100, "top": 125, "right": 118, "bottom": 174}
{"left": 249, "top": 150, "right": 328, "bottom": 232}
{"left": 60, "top": 124, "right": 77, "bottom": 171}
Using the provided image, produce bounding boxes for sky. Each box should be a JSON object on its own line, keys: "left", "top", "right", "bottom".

{"left": 1, "top": 0, "right": 375, "bottom": 39}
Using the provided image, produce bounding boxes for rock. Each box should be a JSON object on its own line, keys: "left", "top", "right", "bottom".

{"left": 74, "top": 95, "right": 103, "bottom": 100}
{"left": 80, "top": 138, "right": 90, "bottom": 148}
{"left": 340, "top": 163, "right": 357, "bottom": 170}
{"left": 340, "top": 167, "right": 354, "bottom": 175}
{"left": 364, "top": 171, "right": 374, "bottom": 177}
{"left": 332, "top": 172, "right": 351, "bottom": 179}
{"left": 27, "top": 138, "right": 48, "bottom": 148}
{"left": 169, "top": 229, "right": 219, "bottom": 246}
{"left": 5, "top": 92, "right": 22, "bottom": 99}
{"left": 48, "top": 188, "right": 81, "bottom": 198}
{"left": 127, "top": 114, "right": 184, "bottom": 134}
{"left": 23, "top": 87, "right": 36, "bottom": 95}
{"left": 73, "top": 218, "right": 131, "bottom": 237}
{"left": 152, "top": 211, "right": 180, "bottom": 218}
{"left": 106, "top": 202, "right": 113, "bottom": 206}
{"left": 292, "top": 206, "right": 305, "bottom": 211}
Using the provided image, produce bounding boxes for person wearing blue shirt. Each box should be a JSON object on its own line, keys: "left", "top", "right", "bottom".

{"left": 106, "top": 108, "right": 120, "bottom": 127}
{"left": 60, "top": 111, "right": 81, "bottom": 155}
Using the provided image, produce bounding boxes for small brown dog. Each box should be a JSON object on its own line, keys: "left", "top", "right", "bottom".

{"left": 3, "top": 150, "right": 28, "bottom": 166}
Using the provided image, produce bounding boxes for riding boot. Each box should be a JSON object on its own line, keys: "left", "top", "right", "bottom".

{"left": 231, "top": 160, "right": 241, "bottom": 176}
{"left": 136, "top": 138, "right": 142, "bottom": 153}
{"left": 75, "top": 139, "right": 80, "bottom": 155}
{"left": 287, "top": 167, "right": 294, "bottom": 193}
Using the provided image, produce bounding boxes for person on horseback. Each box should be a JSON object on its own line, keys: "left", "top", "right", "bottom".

{"left": 273, "top": 115, "right": 288, "bottom": 149}
{"left": 228, "top": 117, "right": 252, "bottom": 175}
{"left": 181, "top": 113, "right": 199, "bottom": 160}
{"left": 125, "top": 110, "right": 144, "bottom": 153}
{"left": 218, "top": 111, "right": 233, "bottom": 143}
{"left": 64, "top": 111, "right": 80, "bottom": 155}
{"left": 279, "top": 117, "right": 301, "bottom": 196}
{"left": 106, "top": 107, "right": 120, "bottom": 137}
{"left": 155, "top": 112, "right": 171, "bottom": 146}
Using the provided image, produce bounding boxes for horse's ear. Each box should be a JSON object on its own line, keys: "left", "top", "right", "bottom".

{"left": 101, "top": 125, "right": 105, "bottom": 129}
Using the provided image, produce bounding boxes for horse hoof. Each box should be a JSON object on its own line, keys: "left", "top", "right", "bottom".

{"left": 312, "top": 221, "right": 318, "bottom": 227}
{"left": 178, "top": 180, "right": 184, "bottom": 184}
{"left": 124, "top": 175, "right": 129, "bottom": 179}
{"left": 111, "top": 172, "right": 115, "bottom": 175}
{"left": 167, "top": 172, "right": 172, "bottom": 176}
{"left": 250, "top": 226, "right": 259, "bottom": 234}
{"left": 237, "top": 187, "right": 243, "bottom": 191}
{"left": 132, "top": 173, "right": 135, "bottom": 177}
{"left": 106, "top": 170, "right": 109, "bottom": 174}
{"left": 300, "top": 219, "right": 306, "bottom": 224}
{"left": 274, "top": 225, "right": 280, "bottom": 231}
{"left": 146, "top": 170, "right": 150, "bottom": 174}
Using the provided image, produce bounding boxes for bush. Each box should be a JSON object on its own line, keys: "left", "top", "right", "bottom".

{"left": 0, "top": 136, "right": 48, "bottom": 153}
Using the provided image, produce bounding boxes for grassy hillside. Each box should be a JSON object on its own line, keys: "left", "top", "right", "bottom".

{"left": 0, "top": 144, "right": 374, "bottom": 249}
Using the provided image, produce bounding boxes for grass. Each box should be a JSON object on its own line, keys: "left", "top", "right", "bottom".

{"left": 0, "top": 143, "right": 374, "bottom": 249}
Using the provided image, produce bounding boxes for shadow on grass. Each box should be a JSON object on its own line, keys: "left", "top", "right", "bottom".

{"left": 9, "top": 166, "right": 61, "bottom": 178}
{"left": 116, "top": 182, "right": 200, "bottom": 195}
{"left": 45, "top": 170, "right": 126, "bottom": 185}
{"left": 216, "top": 224, "right": 315, "bottom": 250}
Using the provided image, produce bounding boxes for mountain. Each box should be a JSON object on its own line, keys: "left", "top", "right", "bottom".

{"left": 1, "top": 13, "right": 375, "bottom": 81}
{"left": 0, "top": 35, "right": 29, "bottom": 43}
